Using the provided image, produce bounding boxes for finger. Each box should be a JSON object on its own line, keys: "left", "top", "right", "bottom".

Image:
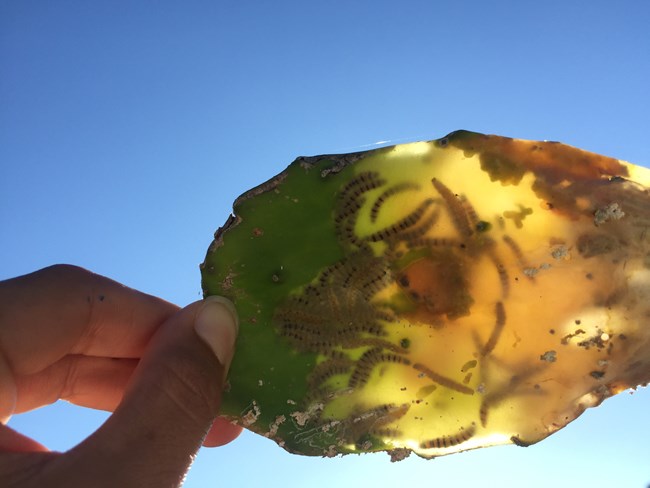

{"left": 0, "top": 423, "right": 48, "bottom": 453}
{"left": 14, "top": 356, "right": 241, "bottom": 445}
{"left": 13, "top": 356, "right": 139, "bottom": 414}
{"left": 0, "top": 425, "right": 54, "bottom": 488}
{"left": 0, "top": 264, "right": 178, "bottom": 377}
{"left": 41, "top": 297, "right": 238, "bottom": 486}
{"left": 14, "top": 356, "right": 244, "bottom": 446}
{"left": 203, "top": 417, "right": 243, "bottom": 447}
{"left": 0, "top": 355, "right": 15, "bottom": 423}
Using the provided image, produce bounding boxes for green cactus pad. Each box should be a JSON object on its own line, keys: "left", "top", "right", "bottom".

{"left": 201, "top": 131, "right": 650, "bottom": 459}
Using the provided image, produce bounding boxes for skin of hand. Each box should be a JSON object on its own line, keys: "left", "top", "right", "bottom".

{"left": 0, "top": 264, "right": 242, "bottom": 487}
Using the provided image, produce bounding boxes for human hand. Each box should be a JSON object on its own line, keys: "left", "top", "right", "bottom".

{"left": 0, "top": 264, "right": 241, "bottom": 487}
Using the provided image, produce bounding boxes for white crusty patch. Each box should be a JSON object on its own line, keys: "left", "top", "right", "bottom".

{"left": 290, "top": 403, "right": 324, "bottom": 427}
{"left": 267, "top": 415, "right": 286, "bottom": 437}
{"left": 594, "top": 202, "right": 624, "bottom": 226}
{"left": 241, "top": 401, "right": 261, "bottom": 427}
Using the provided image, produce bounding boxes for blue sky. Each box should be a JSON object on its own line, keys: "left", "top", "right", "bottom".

{"left": 1, "top": 1, "right": 649, "bottom": 486}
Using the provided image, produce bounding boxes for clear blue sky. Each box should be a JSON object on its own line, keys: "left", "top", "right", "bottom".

{"left": 1, "top": 1, "right": 649, "bottom": 486}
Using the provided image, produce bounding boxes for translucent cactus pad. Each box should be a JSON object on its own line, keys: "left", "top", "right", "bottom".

{"left": 201, "top": 130, "right": 650, "bottom": 459}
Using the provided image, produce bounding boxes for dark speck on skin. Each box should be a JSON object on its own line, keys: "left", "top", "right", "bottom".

{"left": 98, "top": 295, "right": 105, "bottom": 302}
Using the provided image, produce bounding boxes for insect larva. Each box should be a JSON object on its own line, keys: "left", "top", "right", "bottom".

{"left": 305, "top": 384, "right": 354, "bottom": 405}
{"left": 290, "top": 285, "right": 322, "bottom": 305}
{"left": 336, "top": 185, "right": 381, "bottom": 228}
{"left": 277, "top": 303, "right": 323, "bottom": 322}
{"left": 278, "top": 321, "right": 323, "bottom": 343}
{"left": 341, "top": 264, "right": 360, "bottom": 288}
{"left": 348, "top": 403, "right": 409, "bottom": 428}
{"left": 406, "top": 236, "right": 462, "bottom": 250}
{"left": 412, "top": 363, "right": 474, "bottom": 395}
{"left": 392, "top": 207, "right": 441, "bottom": 245}
{"left": 365, "top": 199, "right": 435, "bottom": 243}
{"left": 459, "top": 194, "right": 481, "bottom": 228}
{"left": 339, "top": 220, "right": 364, "bottom": 248}
{"left": 335, "top": 322, "right": 387, "bottom": 340}
{"left": 338, "top": 337, "right": 406, "bottom": 354}
{"left": 482, "top": 301, "right": 506, "bottom": 355}
{"left": 489, "top": 253, "right": 510, "bottom": 298}
{"left": 333, "top": 256, "right": 391, "bottom": 295}
{"left": 367, "top": 404, "right": 410, "bottom": 437}
{"left": 302, "top": 339, "right": 340, "bottom": 355}
{"left": 334, "top": 197, "right": 363, "bottom": 224}
{"left": 502, "top": 235, "right": 534, "bottom": 280}
{"left": 349, "top": 348, "right": 412, "bottom": 388}
{"left": 372, "top": 308, "right": 397, "bottom": 323}
{"left": 348, "top": 348, "right": 382, "bottom": 388}
{"left": 334, "top": 201, "right": 364, "bottom": 245}
{"left": 359, "top": 268, "right": 393, "bottom": 298}
{"left": 280, "top": 327, "right": 326, "bottom": 352}
{"left": 317, "top": 260, "right": 346, "bottom": 286}
{"left": 323, "top": 349, "right": 349, "bottom": 361}
{"left": 348, "top": 369, "right": 371, "bottom": 389}
{"left": 335, "top": 173, "right": 386, "bottom": 234}
{"left": 280, "top": 320, "right": 322, "bottom": 336}
{"left": 308, "top": 359, "right": 353, "bottom": 389}
{"left": 322, "top": 256, "right": 356, "bottom": 285}
{"left": 356, "top": 318, "right": 388, "bottom": 335}
{"left": 369, "top": 182, "right": 421, "bottom": 223}
{"left": 338, "top": 171, "right": 384, "bottom": 201}
{"left": 348, "top": 337, "right": 407, "bottom": 353}
{"left": 378, "top": 352, "right": 411, "bottom": 366}
{"left": 294, "top": 295, "right": 312, "bottom": 306}
{"left": 479, "top": 399, "right": 490, "bottom": 427}
{"left": 419, "top": 424, "right": 476, "bottom": 450}
{"left": 432, "top": 178, "right": 473, "bottom": 238}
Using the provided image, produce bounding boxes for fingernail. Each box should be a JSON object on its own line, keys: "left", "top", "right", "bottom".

{"left": 194, "top": 296, "right": 239, "bottom": 377}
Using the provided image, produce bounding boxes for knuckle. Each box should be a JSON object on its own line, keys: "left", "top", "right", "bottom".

{"left": 157, "top": 346, "right": 222, "bottom": 423}
{"left": 59, "top": 356, "right": 81, "bottom": 400}
{"left": 41, "top": 263, "right": 91, "bottom": 279}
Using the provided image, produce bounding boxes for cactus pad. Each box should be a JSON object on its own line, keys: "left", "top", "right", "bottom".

{"left": 201, "top": 130, "right": 650, "bottom": 459}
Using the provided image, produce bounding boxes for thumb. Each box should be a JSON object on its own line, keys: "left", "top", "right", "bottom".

{"left": 53, "top": 297, "right": 239, "bottom": 487}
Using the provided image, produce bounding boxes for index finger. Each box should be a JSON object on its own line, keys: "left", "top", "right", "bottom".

{"left": 0, "top": 265, "right": 179, "bottom": 377}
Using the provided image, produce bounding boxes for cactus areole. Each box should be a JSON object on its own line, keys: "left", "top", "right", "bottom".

{"left": 201, "top": 130, "right": 650, "bottom": 459}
